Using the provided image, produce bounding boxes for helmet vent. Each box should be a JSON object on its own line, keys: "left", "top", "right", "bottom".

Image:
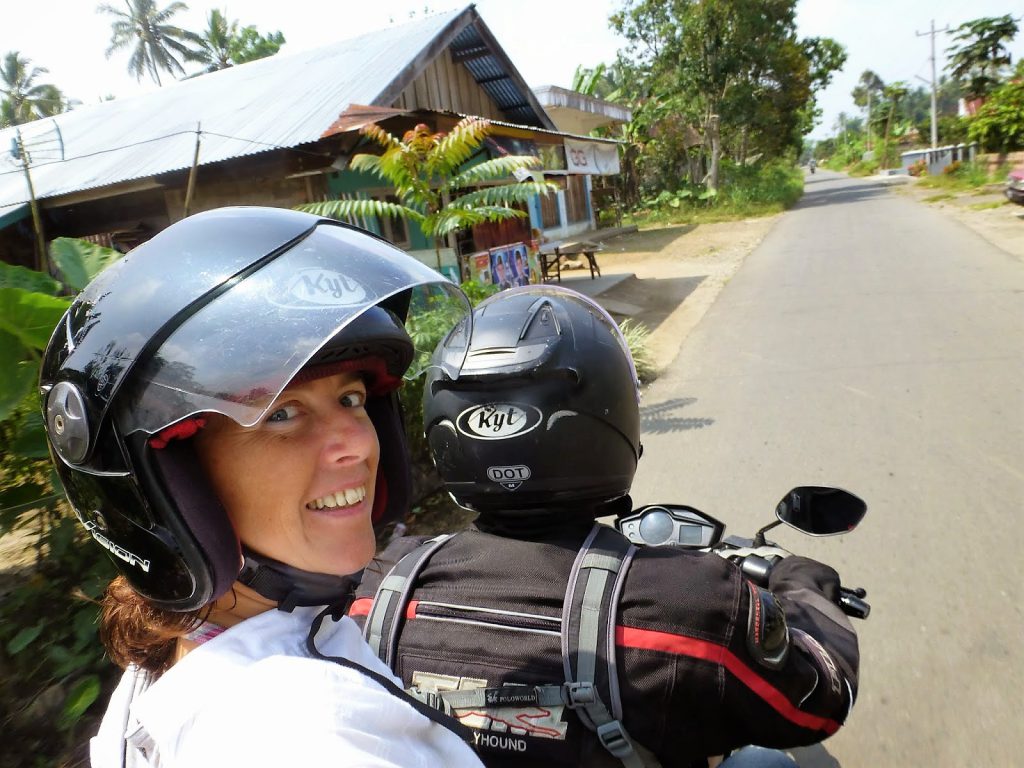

{"left": 46, "top": 382, "right": 90, "bottom": 464}
{"left": 520, "top": 301, "right": 561, "bottom": 341}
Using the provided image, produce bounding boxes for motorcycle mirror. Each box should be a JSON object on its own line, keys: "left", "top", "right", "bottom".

{"left": 775, "top": 486, "right": 866, "bottom": 536}
{"left": 616, "top": 504, "right": 725, "bottom": 548}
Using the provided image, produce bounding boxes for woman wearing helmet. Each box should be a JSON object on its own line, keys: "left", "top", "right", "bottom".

{"left": 40, "top": 207, "right": 481, "bottom": 767}
{"left": 351, "top": 285, "right": 860, "bottom": 768}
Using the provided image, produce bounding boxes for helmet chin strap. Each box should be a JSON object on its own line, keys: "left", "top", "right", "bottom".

{"left": 237, "top": 546, "right": 360, "bottom": 612}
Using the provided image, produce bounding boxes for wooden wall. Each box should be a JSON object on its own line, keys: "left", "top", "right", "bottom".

{"left": 391, "top": 48, "right": 504, "bottom": 119}
{"left": 163, "top": 176, "right": 312, "bottom": 222}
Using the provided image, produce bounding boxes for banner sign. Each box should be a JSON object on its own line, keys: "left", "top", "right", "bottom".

{"left": 564, "top": 139, "right": 620, "bottom": 175}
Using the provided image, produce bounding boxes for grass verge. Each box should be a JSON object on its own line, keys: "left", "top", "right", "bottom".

{"left": 624, "top": 161, "right": 803, "bottom": 228}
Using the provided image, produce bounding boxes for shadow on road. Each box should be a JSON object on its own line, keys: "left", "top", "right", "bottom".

{"left": 603, "top": 224, "right": 697, "bottom": 253}
{"left": 795, "top": 182, "right": 891, "bottom": 209}
{"left": 789, "top": 743, "right": 842, "bottom": 767}
{"left": 600, "top": 275, "right": 706, "bottom": 335}
{"left": 640, "top": 397, "right": 715, "bottom": 434}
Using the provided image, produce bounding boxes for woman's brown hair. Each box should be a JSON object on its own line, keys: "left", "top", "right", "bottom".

{"left": 100, "top": 575, "right": 204, "bottom": 675}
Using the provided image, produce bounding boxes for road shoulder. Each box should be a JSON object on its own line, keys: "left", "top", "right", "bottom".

{"left": 893, "top": 178, "right": 1024, "bottom": 262}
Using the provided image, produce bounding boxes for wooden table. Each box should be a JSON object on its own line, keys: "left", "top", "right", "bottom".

{"left": 538, "top": 241, "right": 602, "bottom": 282}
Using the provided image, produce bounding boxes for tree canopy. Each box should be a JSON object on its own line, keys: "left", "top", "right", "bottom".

{"left": 945, "top": 14, "right": 1019, "bottom": 99}
{"left": 191, "top": 9, "right": 286, "bottom": 73}
{"left": 609, "top": 0, "right": 845, "bottom": 193}
{"left": 98, "top": 1, "right": 286, "bottom": 86}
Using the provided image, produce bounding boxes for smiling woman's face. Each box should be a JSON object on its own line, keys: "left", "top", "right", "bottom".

{"left": 194, "top": 370, "right": 379, "bottom": 578}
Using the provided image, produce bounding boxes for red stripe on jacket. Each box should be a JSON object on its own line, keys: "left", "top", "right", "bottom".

{"left": 616, "top": 625, "right": 839, "bottom": 735}
{"left": 346, "top": 598, "right": 838, "bottom": 735}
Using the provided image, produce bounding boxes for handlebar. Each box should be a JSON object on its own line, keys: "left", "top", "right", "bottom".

{"left": 839, "top": 587, "right": 871, "bottom": 619}
{"left": 733, "top": 551, "right": 870, "bottom": 620}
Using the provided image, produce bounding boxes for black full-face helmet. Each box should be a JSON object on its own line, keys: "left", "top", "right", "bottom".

{"left": 41, "top": 207, "right": 471, "bottom": 612}
{"left": 423, "top": 285, "right": 641, "bottom": 522}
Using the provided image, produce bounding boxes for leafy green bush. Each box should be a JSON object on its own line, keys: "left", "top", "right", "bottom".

{"left": 718, "top": 161, "right": 803, "bottom": 209}
{"left": 847, "top": 158, "right": 880, "bottom": 177}
{"left": 919, "top": 161, "right": 1003, "bottom": 191}
{"left": 967, "top": 79, "right": 1024, "bottom": 152}
{"left": 1, "top": 239, "right": 123, "bottom": 768}
{"left": 629, "top": 160, "right": 803, "bottom": 225}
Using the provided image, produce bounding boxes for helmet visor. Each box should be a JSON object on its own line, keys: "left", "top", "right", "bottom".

{"left": 121, "top": 223, "right": 470, "bottom": 434}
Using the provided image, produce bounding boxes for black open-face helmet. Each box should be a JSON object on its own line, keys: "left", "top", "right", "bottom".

{"left": 41, "top": 207, "right": 471, "bottom": 611}
{"left": 423, "top": 286, "right": 641, "bottom": 522}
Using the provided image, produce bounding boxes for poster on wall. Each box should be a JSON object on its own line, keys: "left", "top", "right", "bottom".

{"left": 489, "top": 243, "right": 531, "bottom": 289}
{"left": 469, "top": 252, "right": 492, "bottom": 285}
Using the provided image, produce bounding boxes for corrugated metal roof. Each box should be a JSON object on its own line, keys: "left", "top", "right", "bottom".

{"left": 0, "top": 7, "right": 480, "bottom": 209}
{"left": 449, "top": 23, "right": 545, "bottom": 128}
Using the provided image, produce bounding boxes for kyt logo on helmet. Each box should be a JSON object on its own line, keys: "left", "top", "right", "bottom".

{"left": 276, "top": 268, "right": 369, "bottom": 307}
{"left": 456, "top": 403, "right": 542, "bottom": 439}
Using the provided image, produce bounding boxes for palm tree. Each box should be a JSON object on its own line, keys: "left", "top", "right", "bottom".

{"left": 882, "top": 81, "right": 909, "bottom": 149}
{"left": 0, "top": 52, "right": 68, "bottom": 126}
{"left": 851, "top": 70, "right": 884, "bottom": 150}
{"left": 191, "top": 8, "right": 236, "bottom": 73}
{"left": 299, "top": 117, "right": 554, "bottom": 274}
{"left": 98, "top": 0, "right": 202, "bottom": 86}
{"left": 188, "top": 10, "right": 284, "bottom": 74}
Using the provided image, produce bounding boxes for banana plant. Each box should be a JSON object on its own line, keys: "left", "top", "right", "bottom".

{"left": 0, "top": 238, "right": 121, "bottom": 524}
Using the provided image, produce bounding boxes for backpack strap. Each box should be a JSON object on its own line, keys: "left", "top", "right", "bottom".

{"left": 562, "top": 523, "right": 654, "bottom": 768}
{"left": 363, "top": 534, "right": 456, "bottom": 667}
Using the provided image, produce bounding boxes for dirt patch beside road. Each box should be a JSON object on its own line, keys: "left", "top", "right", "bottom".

{"left": 895, "top": 180, "right": 1024, "bottom": 261}
{"left": 570, "top": 217, "right": 780, "bottom": 373}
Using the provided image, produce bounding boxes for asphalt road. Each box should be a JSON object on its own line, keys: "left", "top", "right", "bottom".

{"left": 629, "top": 170, "right": 1024, "bottom": 766}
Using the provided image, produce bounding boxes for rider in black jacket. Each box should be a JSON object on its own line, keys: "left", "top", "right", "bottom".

{"left": 353, "top": 286, "right": 859, "bottom": 767}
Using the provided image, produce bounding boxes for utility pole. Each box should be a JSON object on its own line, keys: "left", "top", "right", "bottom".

{"left": 916, "top": 19, "right": 950, "bottom": 149}
{"left": 183, "top": 123, "right": 202, "bottom": 218}
{"left": 13, "top": 129, "right": 47, "bottom": 273}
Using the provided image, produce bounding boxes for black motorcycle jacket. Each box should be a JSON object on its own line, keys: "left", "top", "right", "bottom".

{"left": 350, "top": 523, "right": 859, "bottom": 767}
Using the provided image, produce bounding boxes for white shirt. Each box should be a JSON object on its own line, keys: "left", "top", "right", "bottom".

{"left": 91, "top": 606, "right": 483, "bottom": 767}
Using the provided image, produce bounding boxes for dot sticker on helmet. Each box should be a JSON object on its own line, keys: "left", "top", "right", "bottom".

{"left": 456, "top": 404, "right": 542, "bottom": 440}
{"left": 487, "top": 465, "right": 532, "bottom": 490}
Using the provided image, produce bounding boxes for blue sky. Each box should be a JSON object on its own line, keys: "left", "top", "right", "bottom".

{"left": 4, "top": 1, "right": 1023, "bottom": 140}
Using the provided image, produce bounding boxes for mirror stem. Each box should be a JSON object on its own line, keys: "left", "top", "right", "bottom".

{"left": 753, "top": 520, "right": 783, "bottom": 547}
